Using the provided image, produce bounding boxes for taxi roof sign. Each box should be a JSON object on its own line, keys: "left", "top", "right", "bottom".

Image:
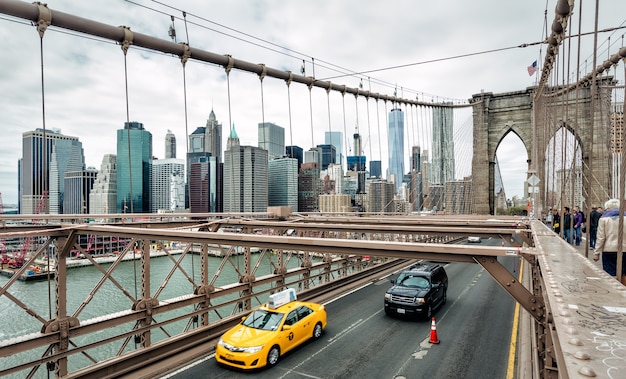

{"left": 268, "top": 288, "right": 297, "bottom": 309}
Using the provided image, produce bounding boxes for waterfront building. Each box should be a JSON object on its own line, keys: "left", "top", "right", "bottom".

{"left": 286, "top": 145, "right": 304, "bottom": 168}
{"left": 426, "top": 184, "right": 444, "bottom": 213}
{"left": 116, "top": 121, "right": 152, "bottom": 213}
{"left": 298, "top": 162, "right": 320, "bottom": 212}
{"left": 388, "top": 107, "right": 404, "bottom": 194}
{"left": 317, "top": 144, "right": 336, "bottom": 170}
{"left": 304, "top": 147, "right": 321, "bottom": 168}
{"left": 318, "top": 193, "right": 351, "bottom": 213}
{"left": 189, "top": 157, "right": 209, "bottom": 213}
{"left": 63, "top": 168, "right": 97, "bottom": 214}
{"left": 89, "top": 154, "right": 117, "bottom": 215}
{"left": 370, "top": 160, "right": 382, "bottom": 178}
{"left": 189, "top": 126, "right": 206, "bottom": 153}
{"left": 165, "top": 130, "right": 176, "bottom": 159}
{"left": 366, "top": 179, "right": 395, "bottom": 213}
{"left": 268, "top": 157, "right": 298, "bottom": 210}
{"left": 325, "top": 163, "right": 344, "bottom": 194}
{"left": 151, "top": 158, "right": 185, "bottom": 212}
{"left": 325, "top": 131, "right": 343, "bottom": 168}
{"left": 49, "top": 138, "right": 85, "bottom": 214}
{"left": 445, "top": 177, "right": 473, "bottom": 214}
{"left": 258, "top": 122, "right": 285, "bottom": 160}
{"left": 20, "top": 128, "right": 83, "bottom": 214}
{"left": 431, "top": 105, "right": 455, "bottom": 185}
{"left": 224, "top": 124, "right": 268, "bottom": 212}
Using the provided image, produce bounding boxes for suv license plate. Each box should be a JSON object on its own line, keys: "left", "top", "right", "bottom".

{"left": 397, "top": 308, "right": 405, "bottom": 314}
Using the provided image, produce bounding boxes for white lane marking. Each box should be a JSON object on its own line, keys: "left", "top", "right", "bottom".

{"left": 393, "top": 266, "right": 487, "bottom": 377}
{"left": 276, "top": 309, "right": 384, "bottom": 379}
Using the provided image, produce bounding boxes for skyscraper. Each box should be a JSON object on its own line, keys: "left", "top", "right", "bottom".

{"left": 388, "top": 107, "right": 404, "bottom": 194}
{"left": 268, "top": 157, "right": 298, "bottom": 210}
{"left": 89, "top": 154, "right": 117, "bottom": 215}
{"left": 189, "top": 157, "right": 210, "bottom": 213}
{"left": 325, "top": 131, "right": 343, "bottom": 167}
{"left": 20, "top": 128, "right": 84, "bottom": 214}
{"left": 431, "top": 106, "right": 455, "bottom": 185}
{"left": 258, "top": 122, "right": 285, "bottom": 160}
{"left": 63, "top": 168, "right": 97, "bottom": 214}
{"left": 205, "top": 109, "right": 222, "bottom": 162}
{"left": 224, "top": 124, "right": 268, "bottom": 212}
{"left": 316, "top": 144, "right": 336, "bottom": 170}
{"left": 151, "top": 158, "right": 185, "bottom": 212}
{"left": 49, "top": 137, "right": 85, "bottom": 214}
{"left": 165, "top": 130, "right": 176, "bottom": 159}
{"left": 116, "top": 121, "right": 152, "bottom": 213}
{"left": 187, "top": 119, "right": 223, "bottom": 212}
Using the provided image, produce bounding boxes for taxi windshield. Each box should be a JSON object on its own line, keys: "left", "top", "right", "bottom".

{"left": 242, "top": 309, "right": 285, "bottom": 331}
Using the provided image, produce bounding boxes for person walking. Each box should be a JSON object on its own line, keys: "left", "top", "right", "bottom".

{"left": 552, "top": 209, "right": 561, "bottom": 234}
{"left": 589, "top": 206, "right": 603, "bottom": 250}
{"left": 593, "top": 199, "right": 626, "bottom": 282}
{"left": 573, "top": 206, "right": 583, "bottom": 246}
{"left": 562, "top": 207, "right": 571, "bottom": 243}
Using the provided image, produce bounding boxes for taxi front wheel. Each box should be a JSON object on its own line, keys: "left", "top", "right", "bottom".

{"left": 267, "top": 345, "right": 280, "bottom": 367}
{"left": 313, "top": 322, "right": 323, "bottom": 339}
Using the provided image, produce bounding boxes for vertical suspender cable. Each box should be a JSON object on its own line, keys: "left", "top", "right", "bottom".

{"left": 618, "top": 63, "right": 626, "bottom": 283}
{"left": 259, "top": 64, "right": 267, "bottom": 152}
{"left": 326, "top": 84, "right": 332, "bottom": 149}
{"left": 308, "top": 83, "right": 315, "bottom": 147}
{"left": 225, "top": 56, "right": 234, "bottom": 211}
{"left": 375, "top": 96, "right": 382, "bottom": 165}
{"left": 119, "top": 26, "right": 138, "bottom": 301}
{"left": 342, "top": 89, "right": 348, "bottom": 166}
{"left": 179, "top": 43, "right": 194, "bottom": 281}
{"left": 366, "top": 79, "right": 373, "bottom": 163}
{"left": 286, "top": 73, "right": 294, "bottom": 154}
{"left": 34, "top": 2, "right": 52, "bottom": 323}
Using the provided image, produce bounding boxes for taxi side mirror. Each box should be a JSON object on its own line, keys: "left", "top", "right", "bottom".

{"left": 282, "top": 324, "right": 292, "bottom": 331}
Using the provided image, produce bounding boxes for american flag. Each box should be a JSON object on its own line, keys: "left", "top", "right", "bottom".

{"left": 527, "top": 60, "right": 538, "bottom": 76}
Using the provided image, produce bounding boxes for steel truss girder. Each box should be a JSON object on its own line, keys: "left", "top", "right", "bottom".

{"left": 473, "top": 255, "right": 546, "bottom": 323}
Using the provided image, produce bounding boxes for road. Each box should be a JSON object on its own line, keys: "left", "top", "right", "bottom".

{"left": 170, "top": 237, "right": 519, "bottom": 379}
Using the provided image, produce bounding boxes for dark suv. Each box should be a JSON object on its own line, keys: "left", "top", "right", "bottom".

{"left": 384, "top": 262, "right": 448, "bottom": 319}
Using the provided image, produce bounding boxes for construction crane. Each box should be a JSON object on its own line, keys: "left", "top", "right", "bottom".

{"left": 11, "top": 191, "right": 47, "bottom": 268}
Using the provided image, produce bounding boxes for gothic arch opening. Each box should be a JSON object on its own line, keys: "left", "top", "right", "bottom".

{"left": 544, "top": 126, "right": 583, "bottom": 210}
{"left": 495, "top": 130, "right": 528, "bottom": 215}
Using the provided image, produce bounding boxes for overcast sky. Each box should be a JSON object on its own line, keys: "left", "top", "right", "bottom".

{"left": 0, "top": 0, "right": 624, "bottom": 207}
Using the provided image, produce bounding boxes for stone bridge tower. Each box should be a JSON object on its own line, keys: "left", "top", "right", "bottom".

{"left": 470, "top": 79, "right": 614, "bottom": 215}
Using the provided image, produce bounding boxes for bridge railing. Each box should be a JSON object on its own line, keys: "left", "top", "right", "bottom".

{"left": 2, "top": 213, "right": 625, "bottom": 378}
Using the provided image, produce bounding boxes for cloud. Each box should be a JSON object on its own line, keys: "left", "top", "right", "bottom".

{"left": 0, "top": 0, "right": 623, "bottom": 206}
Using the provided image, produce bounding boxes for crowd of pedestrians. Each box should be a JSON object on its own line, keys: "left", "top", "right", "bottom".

{"left": 548, "top": 199, "right": 626, "bottom": 282}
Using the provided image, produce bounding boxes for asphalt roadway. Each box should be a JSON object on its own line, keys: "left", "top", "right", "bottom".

{"left": 168, "top": 238, "right": 518, "bottom": 379}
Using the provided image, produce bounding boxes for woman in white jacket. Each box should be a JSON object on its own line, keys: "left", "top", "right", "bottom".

{"left": 593, "top": 198, "right": 626, "bottom": 280}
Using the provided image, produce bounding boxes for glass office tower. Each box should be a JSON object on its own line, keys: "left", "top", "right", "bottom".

{"left": 116, "top": 121, "right": 152, "bottom": 213}
{"left": 387, "top": 107, "right": 404, "bottom": 194}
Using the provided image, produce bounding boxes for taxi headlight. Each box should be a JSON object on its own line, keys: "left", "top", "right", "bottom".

{"left": 415, "top": 297, "right": 426, "bottom": 305}
{"left": 242, "top": 345, "right": 264, "bottom": 354}
{"left": 218, "top": 338, "right": 263, "bottom": 354}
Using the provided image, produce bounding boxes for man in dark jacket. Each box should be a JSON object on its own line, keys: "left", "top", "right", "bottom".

{"left": 563, "top": 207, "right": 571, "bottom": 243}
{"left": 589, "top": 206, "right": 603, "bottom": 249}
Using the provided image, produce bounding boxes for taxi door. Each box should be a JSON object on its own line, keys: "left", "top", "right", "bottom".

{"left": 282, "top": 309, "right": 308, "bottom": 351}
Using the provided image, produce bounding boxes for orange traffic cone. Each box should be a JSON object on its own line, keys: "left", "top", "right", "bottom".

{"left": 429, "top": 317, "right": 440, "bottom": 344}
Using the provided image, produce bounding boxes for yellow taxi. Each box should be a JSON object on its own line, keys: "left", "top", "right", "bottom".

{"left": 215, "top": 288, "right": 327, "bottom": 369}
